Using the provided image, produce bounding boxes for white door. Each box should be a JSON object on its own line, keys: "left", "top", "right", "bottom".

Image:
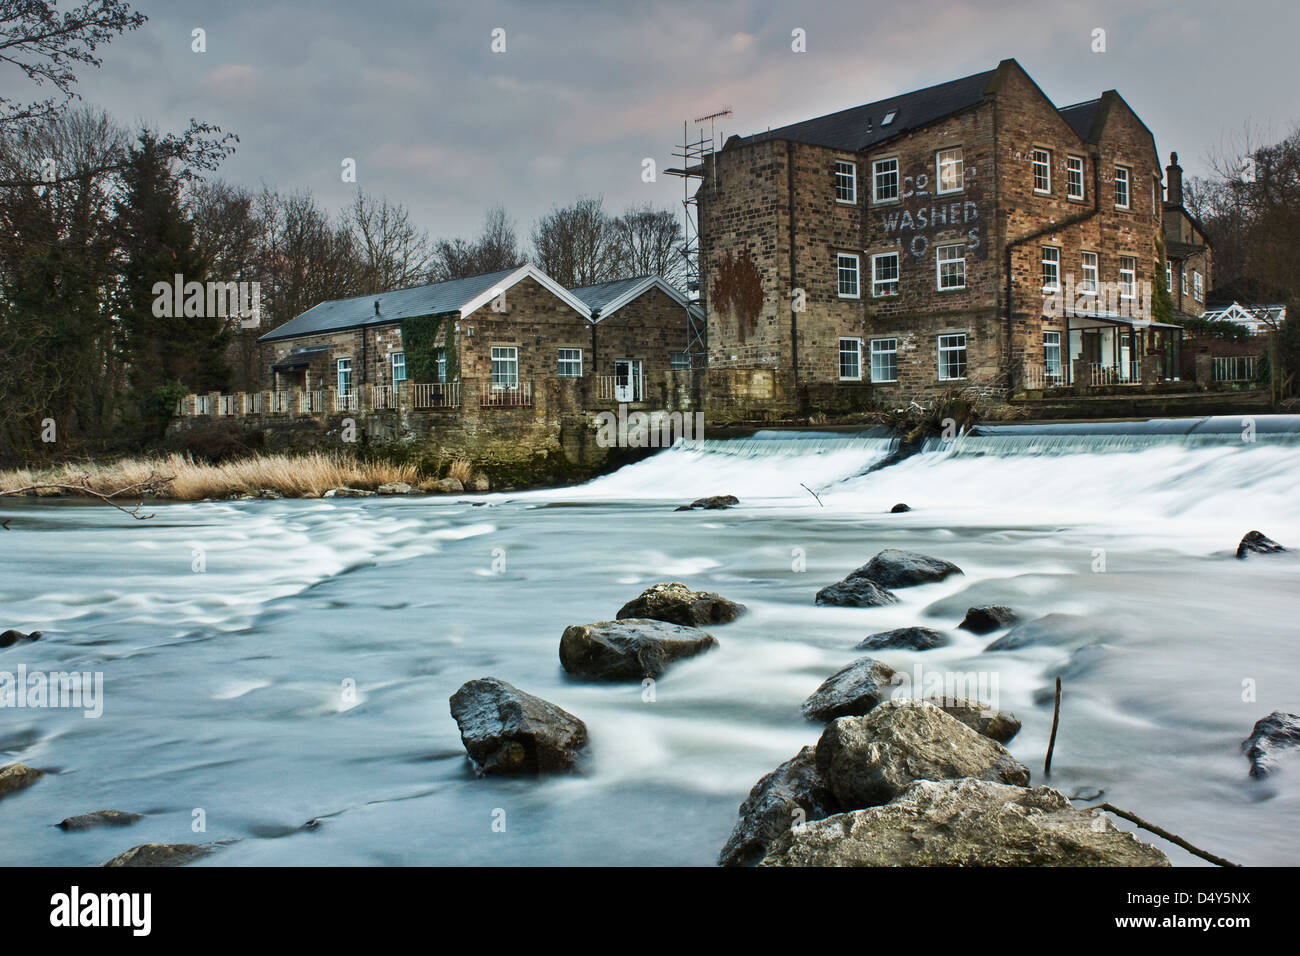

{"left": 614, "top": 360, "right": 642, "bottom": 402}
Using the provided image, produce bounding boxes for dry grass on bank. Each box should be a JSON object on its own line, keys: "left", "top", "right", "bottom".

{"left": 0, "top": 453, "right": 420, "bottom": 502}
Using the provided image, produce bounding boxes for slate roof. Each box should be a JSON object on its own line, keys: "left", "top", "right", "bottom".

{"left": 1058, "top": 99, "right": 1101, "bottom": 140}
{"left": 568, "top": 275, "right": 656, "bottom": 313}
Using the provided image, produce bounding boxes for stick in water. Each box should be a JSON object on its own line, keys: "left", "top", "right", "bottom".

{"left": 1098, "top": 803, "right": 1240, "bottom": 868}
{"left": 1044, "top": 677, "right": 1062, "bottom": 777}
{"left": 799, "top": 483, "right": 823, "bottom": 507}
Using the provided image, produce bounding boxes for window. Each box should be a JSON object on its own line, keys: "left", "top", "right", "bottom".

{"left": 1114, "top": 166, "right": 1130, "bottom": 209}
{"left": 870, "top": 338, "right": 898, "bottom": 382}
{"left": 873, "top": 158, "right": 899, "bottom": 202}
{"left": 836, "top": 253, "right": 860, "bottom": 298}
{"left": 936, "top": 148, "right": 963, "bottom": 194}
{"left": 1081, "top": 251, "right": 1099, "bottom": 294}
{"left": 1067, "top": 155, "right": 1085, "bottom": 200}
{"left": 1032, "top": 149, "right": 1051, "bottom": 193}
{"left": 871, "top": 252, "right": 899, "bottom": 297}
{"left": 490, "top": 346, "right": 518, "bottom": 389}
{"left": 557, "top": 347, "right": 583, "bottom": 377}
{"left": 938, "top": 333, "right": 967, "bottom": 381}
{"left": 834, "top": 161, "right": 857, "bottom": 203}
{"left": 1044, "top": 331, "right": 1062, "bottom": 378}
{"left": 1181, "top": 269, "right": 1188, "bottom": 296}
{"left": 391, "top": 351, "right": 407, "bottom": 383}
{"left": 1119, "top": 256, "right": 1136, "bottom": 299}
{"left": 838, "top": 338, "right": 862, "bottom": 380}
{"left": 1193, "top": 270, "right": 1204, "bottom": 302}
{"left": 435, "top": 348, "right": 446, "bottom": 383}
{"left": 881, "top": 110, "right": 896, "bottom": 126}
{"left": 1041, "top": 246, "right": 1061, "bottom": 292}
{"left": 336, "top": 358, "right": 352, "bottom": 395}
{"left": 1166, "top": 260, "right": 1173, "bottom": 293}
{"left": 936, "top": 243, "right": 965, "bottom": 290}
{"left": 670, "top": 352, "right": 691, "bottom": 370}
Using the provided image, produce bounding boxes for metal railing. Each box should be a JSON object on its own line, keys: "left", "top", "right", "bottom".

{"left": 1022, "top": 364, "right": 1069, "bottom": 389}
{"left": 480, "top": 382, "right": 532, "bottom": 407}
{"left": 596, "top": 373, "right": 646, "bottom": 403}
{"left": 299, "top": 390, "right": 328, "bottom": 413}
{"left": 1088, "top": 362, "right": 1141, "bottom": 386}
{"left": 1213, "top": 356, "right": 1257, "bottom": 383}
{"left": 333, "top": 389, "right": 358, "bottom": 412}
{"left": 409, "top": 382, "right": 461, "bottom": 409}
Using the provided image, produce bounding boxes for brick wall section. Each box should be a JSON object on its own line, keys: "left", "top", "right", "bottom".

{"left": 593, "top": 285, "right": 693, "bottom": 407}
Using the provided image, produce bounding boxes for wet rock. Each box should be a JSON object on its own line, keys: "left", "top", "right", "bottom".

{"left": 559, "top": 619, "right": 718, "bottom": 681}
{"left": 931, "top": 698, "right": 1022, "bottom": 744}
{"left": 323, "top": 487, "right": 375, "bottom": 498}
{"left": 0, "top": 763, "right": 43, "bottom": 798}
{"left": 435, "top": 477, "right": 464, "bottom": 494}
{"left": 958, "top": 605, "right": 1019, "bottom": 634}
{"left": 0, "top": 629, "right": 41, "bottom": 648}
{"left": 376, "top": 481, "right": 413, "bottom": 495}
{"left": 815, "top": 578, "right": 898, "bottom": 608}
{"left": 1241, "top": 711, "right": 1300, "bottom": 778}
{"left": 889, "top": 503, "right": 911, "bottom": 513}
{"left": 718, "top": 746, "right": 839, "bottom": 867}
{"left": 1236, "top": 530, "right": 1286, "bottom": 559}
{"left": 857, "top": 626, "right": 946, "bottom": 651}
{"left": 759, "top": 778, "right": 1170, "bottom": 867}
{"left": 58, "top": 810, "right": 144, "bottom": 831}
{"left": 103, "top": 843, "right": 212, "bottom": 867}
{"left": 985, "top": 613, "right": 1111, "bottom": 652}
{"left": 802, "top": 658, "right": 898, "bottom": 721}
{"left": 257, "top": 489, "right": 284, "bottom": 499}
{"left": 617, "top": 582, "right": 745, "bottom": 627}
{"left": 449, "top": 677, "right": 588, "bottom": 775}
{"left": 855, "top": 549, "right": 963, "bottom": 589}
{"left": 815, "top": 700, "right": 1030, "bottom": 808}
{"left": 674, "top": 494, "right": 739, "bottom": 511}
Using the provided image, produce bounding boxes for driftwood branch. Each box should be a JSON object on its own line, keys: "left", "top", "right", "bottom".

{"left": 1098, "top": 803, "right": 1240, "bottom": 868}
{"left": 1044, "top": 676, "right": 1062, "bottom": 777}
{"left": 799, "top": 483, "right": 824, "bottom": 507}
{"left": 0, "top": 471, "right": 173, "bottom": 520}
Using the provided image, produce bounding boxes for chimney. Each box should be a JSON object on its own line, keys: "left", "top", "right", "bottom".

{"left": 1166, "top": 152, "right": 1183, "bottom": 207}
{"left": 374, "top": 300, "right": 381, "bottom": 316}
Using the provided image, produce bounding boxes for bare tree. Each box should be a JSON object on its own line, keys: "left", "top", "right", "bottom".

{"left": 530, "top": 195, "right": 618, "bottom": 288}
{"left": 347, "top": 189, "right": 434, "bottom": 293}
{"left": 609, "top": 203, "right": 686, "bottom": 287}
{"left": 431, "top": 204, "right": 525, "bottom": 281}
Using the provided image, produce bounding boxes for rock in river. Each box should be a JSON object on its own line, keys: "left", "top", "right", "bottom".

{"left": 616, "top": 582, "right": 745, "bottom": 627}
{"left": 674, "top": 494, "right": 739, "bottom": 511}
{"left": 984, "top": 613, "right": 1111, "bottom": 652}
{"left": 560, "top": 619, "right": 718, "bottom": 681}
{"left": 889, "top": 503, "right": 911, "bottom": 513}
{"left": 58, "top": 810, "right": 144, "bottom": 831}
{"left": 801, "top": 658, "right": 898, "bottom": 721}
{"left": 958, "top": 605, "right": 1018, "bottom": 634}
{"left": 857, "top": 626, "right": 946, "bottom": 651}
{"left": 815, "top": 578, "right": 898, "bottom": 608}
{"left": 449, "top": 677, "right": 588, "bottom": 775}
{"left": 1241, "top": 711, "right": 1300, "bottom": 778}
{"left": 854, "top": 549, "right": 963, "bottom": 589}
{"left": 815, "top": 699, "right": 1030, "bottom": 808}
{"left": 0, "top": 629, "right": 40, "bottom": 648}
{"left": 717, "top": 746, "right": 839, "bottom": 867}
{"left": 1236, "top": 530, "right": 1286, "bottom": 559}
{"left": 759, "top": 778, "right": 1171, "bottom": 867}
{"left": 0, "top": 763, "right": 43, "bottom": 798}
{"left": 932, "top": 697, "right": 1022, "bottom": 744}
{"left": 103, "top": 844, "right": 212, "bottom": 867}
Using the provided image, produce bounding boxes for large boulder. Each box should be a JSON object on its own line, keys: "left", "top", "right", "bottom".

{"left": 1241, "top": 711, "right": 1300, "bottom": 778}
{"left": 717, "top": 746, "right": 839, "bottom": 867}
{"left": 857, "top": 626, "right": 946, "bottom": 651}
{"left": 854, "top": 549, "right": 963, "bottom": 589}
{"left": 0, "top": 763, "right": 43, "bottom": 798}
{"left": 801, "top": 658, "right": 898, "bottom": 722}
{"left": 559, "top": 619, "right": 718, "bottom": 681}
{"left": 958, "top": 605, "right": 1019, "bottom": 634}
{"left": 759, "top": 778, "right": 1171, "bottom": 866}
{"left": 58, "top": 810, "right": 143, "bottom": 831}
{"left": 617, "top": 582, "right": 745, "bottom": 627}
{"left": 675, "top": 494, "right": 739, "bottom": 511}
{"left": 815, "top": 700, "right": 1030, "bottom": 808}
{"left": 815, "top": 578, "right": 898, "bottom": 608}
{"left": 0, "top": 629, "right": 40, "bottom": 648}
{"left": 985, "top": 613, "right": 1111, "bottom": 652}
{"left": 103, "top": 844, "right": 212, "bottom": 867}
{"left": 931, "top": 697, "right": 1022, "bottom": 744}
{"left": 1236, "top": 530, "right": 1286, "bottom": 559}
{"left": 449, "top": 678, "right": 588, "bottom": 775}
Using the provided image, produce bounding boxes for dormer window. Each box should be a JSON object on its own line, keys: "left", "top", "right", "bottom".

{"left": 881, "top": 110, "right": 896, "bottom": 126}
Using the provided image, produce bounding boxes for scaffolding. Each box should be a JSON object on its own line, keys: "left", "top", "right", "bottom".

{"left": 667, "top": 108, "right": 730, "bottom": 368}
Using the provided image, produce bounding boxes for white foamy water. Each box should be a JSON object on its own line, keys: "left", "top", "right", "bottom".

{"left": 1, "top": 416, "right": 1297, "bottom": 866}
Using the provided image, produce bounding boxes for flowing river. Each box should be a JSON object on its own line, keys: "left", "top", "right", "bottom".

{"left": 2, "top": 415, "right": 1298, "bottom": 866}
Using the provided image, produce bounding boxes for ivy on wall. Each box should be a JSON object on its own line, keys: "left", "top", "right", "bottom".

{"left": 400, "top": 313, "right": 457, "bottom": 382}
{"left": 1153, "top": 239, "right": 1175, "bottom": 325}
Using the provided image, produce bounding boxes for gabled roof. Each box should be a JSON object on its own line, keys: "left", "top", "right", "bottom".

{"left": 1200, "top": 302, "right": 1286, "bottom": 328}
{"left": 259, "top": 265, "right": 592, "bottom": 342}
{"left": 727, "top": 66, "right": 998, "bottom": 153}
{"left": 1058, "top": 99, "right": 1101, "bottom": 141}
{"left": 568, "top": 275, "right": 702, "bottom": 322}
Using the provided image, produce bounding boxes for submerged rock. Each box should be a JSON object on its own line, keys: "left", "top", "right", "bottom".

{"left": 801, "top": 658, "right": 898, "bottom": 722}
{"left": 675, "top": 494, "right": 740, "bottom": 511}
{"left": 1241, "top": 711, "right": 1300, "bottom": 778}
{"left": 857, "top": 626, "right": 946, "bottom": 651}
{"left": 103, "top": 843, "right": 212, "bottom": 867}
{"left": 930, "top": 698, "right": 1022, "bottom": 744}
{"left": 815, "top": 700, "right": 1030, "bottom": 808}
{"left": 1236, "top": 530, "right": 1286, "bottom": 559}
{"left": 717, "top": 746, "right": 839, "bottom": 867}
{"left": 985, "top": 613, "right": 1110, "bottom": 652}
{"left": 449, "top": 678, "right": 588, "bottom": 775}
{"left": 958, "top": 605, "right": 1019, "bottom": 634}
{"left": 759, "top": 778, "right": 1171, "bottom": 867}
{"left": 0, "top": 763, "right": 43, "bottom": 798}
{"left": 58, "top": 810, "right": 144, "bottom": 831}
{"left": 617, "top": 582, "right": 745, "bottom": 627}
{"left": 0, "top": 629, "right": 40, "bottom": 648}
{"left": 889, "top": 503, "right": 911, "bottom": 513}
{"left": 854, "top": 549, "right": 963, "bottom": 589}
{"left": 815, "top": 578, "right": 898, "bottom": 608}
{"left": 559, "top": 619, "right": 718, "bottom": 681}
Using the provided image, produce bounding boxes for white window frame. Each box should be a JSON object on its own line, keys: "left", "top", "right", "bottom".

{"left": 436, "top": 348, "right": 447, "bottom": 383}
{"left": 1044, "top": 330, "right": 1062, "bottom": 378}
{"left": 872, "top": 157, "right": 899, "bottom": 203}
{"left": 834, "top": 161, "right": 857, "bottom": 204}
{"left": 936, "top": 147, "right": 963, "bottom": 195}
{"left": 1119, "top": 256, "right": 1137, "bottom": 300}
{"left": 1067, "top": 155, "right": 1085, "bottom": 200}
{"left": 1193, "top": 270, "right": 1204, "bottom": 302}
{"left": 1041, "top": 246, "right": 1061, "bottom": 293}
{"left": 1166, "top": 260, "right": 1173, "bottom": 293}
{"left": 1032, "top": 148, "right": 1052, "bottom": 194}
{"left": 1114, "top": 165, "right": 1131, "bottom": 209}
{"left": 937, "top": 333, "right": 968, "bottom": 381}
{"left": 1081, "top": 251, "right": 1099, "bottom": 295}
{"left": 871, "top": 252, "right": 899, "bottom": 297}
{"left": 1181, "top": 269, "right": 1188, "bottom": 296}
{"left": 557, "top": 347, "right": 583, "bottom": 378}
{"left": 391, "top": 351, "right": 407, "bottom": 383}
{"left": 490, "top": 345, "right": 519, "bottom": 390}
{"left": 669, "top": 351, "right": 691, "bottom": 370}
{"left": 838, "top": 337, "right": 862, "bottom": 381}
{"left": 336, "top": 358, "right": 352, "bottom": 395}
{"left": 869, "top": 338, "right": 898, "bottom": 383}
{"left": 936, "top": 243, "right": 966, "bottom": 291}
{"left": 836, "top": 253, "right": 861, "bottom": 298}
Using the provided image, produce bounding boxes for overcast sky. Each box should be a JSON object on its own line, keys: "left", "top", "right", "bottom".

{"left": 20, "top": 0, "right": 1299, "bottom": 242}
